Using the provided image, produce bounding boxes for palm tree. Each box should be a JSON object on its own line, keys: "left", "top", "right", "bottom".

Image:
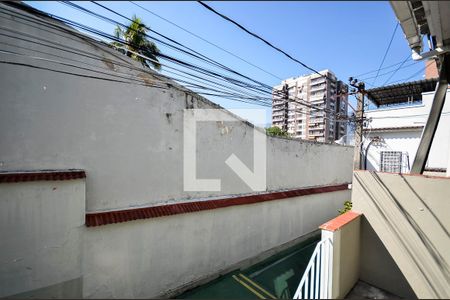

{"left": 112, "top": 15, "right": 161, "bottom": 71}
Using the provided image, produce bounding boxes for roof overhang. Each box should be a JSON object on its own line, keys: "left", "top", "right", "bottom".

{"left": 363, "top": 126, "right": 424, "bottom": 132}
{"left": 365, "top": 78, "right": 438, "bottom": 106}
{"left": 390, "top": 1, "right": 423, "bottom": 53}
{"left": 390, "top": 1, "right": 450, "bottom": 59}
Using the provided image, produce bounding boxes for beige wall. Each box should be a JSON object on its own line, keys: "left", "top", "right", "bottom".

{"left": 352, "top": 171, "right": 450, "bottom": 298}
{"left": 359, "top": 217, "right": 416, "bottom": 298}
{"left": 331, "top": 216, "right": 361, "bottom": 299}
{"left": 323, "top": 214, "right": 361, "bottom": 299}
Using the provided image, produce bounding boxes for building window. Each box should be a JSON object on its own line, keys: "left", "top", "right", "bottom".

{"left": 380, "top": 151, "right": 409, "bottom": 173}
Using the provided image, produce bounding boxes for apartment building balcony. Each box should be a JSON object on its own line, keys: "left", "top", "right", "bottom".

{"left": 309, "top": 118, "right": 325, "bottom": 123}
{"left": 310, "top": 85, "right": 327, "bottom": 93}
{"left": 310, "top": 77, "right": 327, "bottom": 85}
{"left": 310, "top": 96, "right": 326, "bottom": 102}
{"left": 308, "top": 133, "right": 324, "bottom": 138}
{"left": 272, "top": 107, "right": 285, "bottom": 113}
{"left": 310, "top": 111, "right": 325, "bottom": 116}
{"left": 309, "top": 131, "right": 324, "bottom": 136}
{"left": 273, "top": 102, "right": 285, "bottom": 107}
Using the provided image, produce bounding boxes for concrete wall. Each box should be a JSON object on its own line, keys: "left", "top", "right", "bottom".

{"left": 0, "top": 3, "right": 353, "bottom": 212}
{"left": 352, "top": 170, "right": 450, "bottom": 298}
{"left": 359, "top": 217, "right": 416, "bottom": 298}
{"left": 328, "top": 215, "right": 361, "bottom": 299}
{"left": 0, "top": 179, "right": 85, "bottom": 298}
{"left": 0, "top": 3, "right": 354, "bottom": 298}
{"left": 319, "top": 212, "right": 361, "bottom": 299}
{"left": 83, "top": 191, "right": 349, "bottom": 298}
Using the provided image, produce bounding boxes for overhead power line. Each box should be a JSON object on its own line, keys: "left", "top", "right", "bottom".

{"left": 0, "top": 5, "right": 272, "bottom": 107}
{"left": 381, "top": 54, "right": 410, "bottom": 86}
{"left": 354, "top": 57, "right": 413, "bottom": 78}
{"left": 130, "top": 1, "right": 283, "bottom": 80}
{"left": 197, "top": 1, "right": 326, "bottom": 79}
{"left": 360, "top": 60, "right": 419, "bottom": 81}
{"left": 58, "top": 1, "right": 275, "bottom": 96}
{"left": 196, "top": 1, "right": 356, "bottom": 114}
{"left": 388, "top": 60, "right": 435, "bottom": 85}
{"left": 197, "top": 1, "right": 356, "bottom": 115}
{"left": 86, "top": 1, "right": 279, "bottom": 94}
{"left": 64, "top": 1, "right": 346, "bottom": 116}
{"left": 1, "top": 3, "right": 351, "bottom": 120}
{"left": 0, "top": 4, "right": 276, "bottom": 107}
{"left": 372, "top": 22, "right": 399, "bottom": 85}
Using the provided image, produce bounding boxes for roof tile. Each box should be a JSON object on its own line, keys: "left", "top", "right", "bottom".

{"left": 319, "top": 211, "right": 362, "bottom": 232}
{"left": 86, "top": 183, "right": 350, "bottom": 227}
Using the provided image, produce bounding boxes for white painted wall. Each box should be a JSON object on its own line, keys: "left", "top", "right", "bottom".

{"left": 364, "top": 130, "right": 422, "bottom": 172}
{"left": 83, "top": 191, "right": 349, "bottom": 298}
{"left": 0, "top": 3, "right": 354, "bottom": 298}
{"left": 0, "top": 180, "right": 85, "bottom": 298}
{"left": 364, "top": 89, "right": 450, "bottom": 171}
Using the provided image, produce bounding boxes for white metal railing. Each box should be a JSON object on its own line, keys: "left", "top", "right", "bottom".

{"left": 293, "top": 238, "right": 333, "bottom": 299}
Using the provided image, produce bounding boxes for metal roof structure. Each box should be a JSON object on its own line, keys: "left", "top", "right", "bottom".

{"left": 365, "top": 78, "right": 438, "bottom": 107}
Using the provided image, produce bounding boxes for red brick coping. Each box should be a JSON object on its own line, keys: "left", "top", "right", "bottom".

{"left": 319, "top": 211, "right": 362, "bottom": 232}
{"left": 0, "top": 170, "right": 86, "bottom": 183}
{"left": 86, "top": 183, "right": 351, "bottom": 227}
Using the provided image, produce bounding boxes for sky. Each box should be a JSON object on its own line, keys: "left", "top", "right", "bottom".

{"left": 26, "top": 1, "right": 426, "bottom": 126}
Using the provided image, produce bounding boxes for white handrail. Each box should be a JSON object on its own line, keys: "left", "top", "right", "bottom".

{"left": 293, "top": 238, "right": 333, "bottom": 299}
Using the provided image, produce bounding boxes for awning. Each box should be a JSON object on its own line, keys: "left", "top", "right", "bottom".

{"left": 365, "top": 78, "right": 438, "bottom": 106}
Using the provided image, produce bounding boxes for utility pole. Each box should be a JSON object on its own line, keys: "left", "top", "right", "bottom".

{"left": 349, "top": 78, "right": 366, "bottom": 170}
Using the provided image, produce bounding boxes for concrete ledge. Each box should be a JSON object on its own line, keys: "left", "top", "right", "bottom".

{"left": 86, "top": 183, "right": 350, "bottom": 227}
{"left": 356, "top": 169, "right": 450, "bottom": 180}
{"left": 319, "top": 211, "right": 362, "bottom": 232}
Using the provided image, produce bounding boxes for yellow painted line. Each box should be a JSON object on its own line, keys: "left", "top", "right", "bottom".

{"left": 232, "top": 275, "right": 266, "bottom": 299}
{"left": 238, "top": 273, "right": 277, "bottom": 299}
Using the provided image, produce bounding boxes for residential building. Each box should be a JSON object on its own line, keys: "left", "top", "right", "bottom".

{"left": 362, "top": 78, "right": 450, "bottom": 175}
{"left": 272, "top": 70, "right": 348, "bottom": 143}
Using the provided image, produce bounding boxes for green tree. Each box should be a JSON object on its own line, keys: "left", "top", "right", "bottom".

{"left": 112, "top": 15, "right": 161, "bottom": 70}
{"left": 266, "top": 126, "right": 290, "bottom": 137}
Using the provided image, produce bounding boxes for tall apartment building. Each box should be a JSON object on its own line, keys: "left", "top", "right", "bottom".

{"left": 272, "top": 70, "right": 348, "bottom": 143}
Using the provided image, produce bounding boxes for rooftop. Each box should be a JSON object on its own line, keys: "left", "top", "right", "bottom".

{"left": 365, "top": 78, "right": 438, "bottom": 107}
